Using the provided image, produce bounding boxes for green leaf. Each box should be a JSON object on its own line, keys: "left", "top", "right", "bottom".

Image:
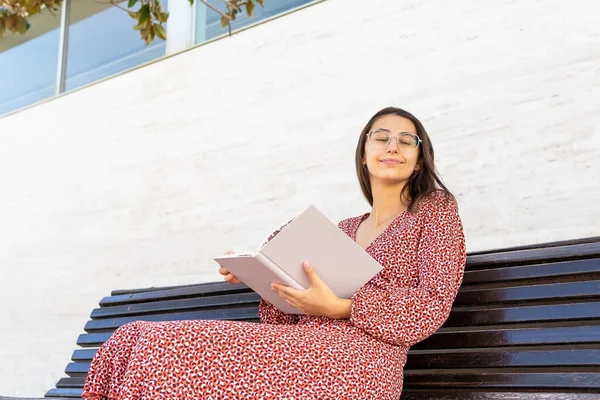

{"left": 256, "top": 0, "right": 263, "bottom": 6}
{"left": 220, "top": 15, "right": 228, "bottom": 27}
{"left": 16, "top": 16, "right": 26, "bottom": 34}
{"left": 148, "top": 24, "right": 155, "bottom": 43}
{"left": 159, "top": 11, "right": 169, "bottom": 22}
{"left": 127, "top": 11, "right": 138, "bottom": 19}
{"left": 188, "top": 0, "right": 193, "bottom": 5}
{"left": 245, "top": 0, "right": 254, "bottom": 18}
{"left": 128, "top": 0, "right": 137, "bottom": 8}
{"left": 134, "top": 19, "right": 147, "bottom": 30}
{"left": 154, "top": 23, "right": 166, "bottom": 40}
{"left": 139, "top": 4, "right": 150, "bottom": 23}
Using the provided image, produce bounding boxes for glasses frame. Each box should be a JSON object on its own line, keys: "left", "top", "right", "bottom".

{"left": 367, "top": 129, "right": 422, "bottom": 152}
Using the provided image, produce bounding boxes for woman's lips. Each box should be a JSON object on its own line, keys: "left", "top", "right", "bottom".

{"left": 380, "top": 159, "right": 402, "bottom": 165}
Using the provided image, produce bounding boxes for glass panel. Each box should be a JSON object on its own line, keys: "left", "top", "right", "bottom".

{"left": 64, "top": 0, "right": 167, "bottom": 91}
{"left": 0, "top": 7, "right": 61, "bottom": 116}
{"left": 195, "top": 0, "right": 313, "bottom": 44}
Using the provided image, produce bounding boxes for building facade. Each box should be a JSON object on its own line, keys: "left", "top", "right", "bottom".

{"left": 1, "top": 0, "right": 599, "bottom": 396}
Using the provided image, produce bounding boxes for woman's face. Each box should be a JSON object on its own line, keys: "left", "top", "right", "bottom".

{"left": 363, "top": 114, "right": 421, "bottom": 185}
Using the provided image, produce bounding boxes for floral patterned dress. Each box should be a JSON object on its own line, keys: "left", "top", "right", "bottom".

{"left": 82, "top": 191, "right": 466, "bottom": 399}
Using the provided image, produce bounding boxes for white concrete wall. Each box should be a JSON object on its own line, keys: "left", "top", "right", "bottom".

{"left": 1, "top": 0, "right": 599, "bottom": 396}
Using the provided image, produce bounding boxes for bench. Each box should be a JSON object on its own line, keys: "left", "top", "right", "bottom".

{"left": 44, "top": 237, "right": 600, "bottom": 399}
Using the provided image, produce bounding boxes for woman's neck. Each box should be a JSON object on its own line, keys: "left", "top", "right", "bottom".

{"left": 369, "top": 182, "right": 409, "bottom": 226}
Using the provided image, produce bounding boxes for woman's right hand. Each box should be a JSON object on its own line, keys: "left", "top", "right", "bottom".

{"left": 218, "top": 251, "right": 243, "bottom": 284}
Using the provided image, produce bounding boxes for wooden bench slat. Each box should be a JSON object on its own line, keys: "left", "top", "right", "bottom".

{"left": 99, "top": 282, "right": 253, "bottom": 307}
{"left": 56, "top": 377, "right": 86, "bottom": 388}
{"left": 405, "top": 347, "right": 600, "bottom": 369}
{"left": 413, "top": 323, "right": 600, "bottom": 350}
{"left": 454, "top": 280, "right": 600, "bottom": 306}
{"left": 84, "top": 308, "right": 260, "bottom": 332}
{"left": 71, "top": 349, "right": 96, "bottom": 362}
{"left": 44, "top": 388, "right": 83, "bottom": 398}
{"left": 91, "top": 292, "right": 261, "bottom": 319}
{"left": 76, "top": 332, "right": 112, "bottom": 348}
{"left": 462, "top": 258, "right": 600, "bottom": 285}
{"left": 466, "top": 242, "right": 600, "bottom": 270}
{"left": 446, "top": 301, "right": 600, "bottom": 326}
{"left": 403, "top": 370, "right": 600, "bottom": 389}
{"left": 65, "top": 362, "right": 91, "bottom": 377}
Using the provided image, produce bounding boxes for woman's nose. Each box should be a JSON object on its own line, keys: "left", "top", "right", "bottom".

{"left": 386, "top": 137, "right": 400, "bottom": 152}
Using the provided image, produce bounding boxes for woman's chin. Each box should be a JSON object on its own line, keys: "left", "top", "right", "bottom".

{"left": 370, "top": 173, "right": 408, "bottom": 186}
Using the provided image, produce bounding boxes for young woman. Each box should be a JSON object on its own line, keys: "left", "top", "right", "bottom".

{"left": 82, "top": 107, "right": 467, "bottom": 400}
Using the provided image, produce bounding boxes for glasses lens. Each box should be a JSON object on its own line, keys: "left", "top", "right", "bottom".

{"left": 370, "top": 130, "right": 390, "bottom": 148}
{"left": 398, "top": 133, "right": 418, "bottom": 151}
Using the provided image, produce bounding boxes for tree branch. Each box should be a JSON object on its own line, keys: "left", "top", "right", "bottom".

{"left": 93, "top": 0, "right": 132, "bottom": 13}
{"left": 199, "top": 0, "right": 230, "bottom": 21}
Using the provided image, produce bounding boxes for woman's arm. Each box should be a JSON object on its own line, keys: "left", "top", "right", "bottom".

{"left": 349, "top": 192, "right": 467, "bottom": 347}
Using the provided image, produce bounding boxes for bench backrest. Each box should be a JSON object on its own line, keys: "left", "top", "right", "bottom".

{"left": 46, "top": 237, "right": 600, "bottom": 399}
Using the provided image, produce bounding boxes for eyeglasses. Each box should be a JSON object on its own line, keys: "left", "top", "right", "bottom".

{"left": 367, "top": 129, "right": 421, "bottom": 151}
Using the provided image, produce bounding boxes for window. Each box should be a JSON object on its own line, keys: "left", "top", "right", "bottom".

{"left": 0, "top": 7, "right": 61, "bottom": 115}
{"left": 64, "top": 0, "right": 168, "bottom": 91}
{"left": 195, "top": 0, "right": 313, "bottom": 43}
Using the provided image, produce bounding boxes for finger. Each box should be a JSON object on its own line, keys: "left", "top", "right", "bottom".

{"left": 275, "top": 289, "right": 302, "bottom": 309}
{"left": 272, "top": 283, "right": 303, "bottom": 300}
{"left": 224, "top": 273, "right": 240, "bottom": 284}
{"left": 218, "top": 267, "right": 229, "bottom": 276}
{"left": 273, "top": 287, "right": 304, "bottom": 310}
{"left": 303, "top": 261, "right": 323, "bottom": 287}
{"left": 283, "top": 298, "right": 302, "bottom": 310}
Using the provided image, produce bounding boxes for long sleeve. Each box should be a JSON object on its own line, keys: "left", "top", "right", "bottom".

{"left": 257, "top": 219, "right": 301, "bottom": 325}
{"left": 349, "top": 192, "right": 466, "bottom": 347}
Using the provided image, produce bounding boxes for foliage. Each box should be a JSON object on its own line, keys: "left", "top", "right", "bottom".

{"left": 0, "top": 0, "right": 264, "bottom": 44}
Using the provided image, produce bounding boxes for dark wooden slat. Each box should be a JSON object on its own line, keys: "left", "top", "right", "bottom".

{"left": 110, "top": 281, "right": 222, "bottom": 296}
{"left": 99, "top": 282, "right": 253, "bottom": 307}
{"left": 91, "top": 292, "right": 260, "bottom": 319}
{"left": 405, "top": 347, "right": 600, "bottom": 369}
{"left": 400, "top": 390, "right": 600, "bottom": 400}
{"left": 463, "top": 258, "right": 600, "bottom": 285}
{"left": 413, "top": 324, "right": 600, "bottom": 350}
{"left": 56, "top": 377, "right": 86, "bottom": 388}
{"left": 403, "top": 370, "right": 600, "bottom": 389}
{"left": 71, "top": 349, "right": 96, "bottom": 362}
{"left": 466, "top": 243, "right": 600, "bottom": 270}
{"left": 84, "top": 307, "right": 260, "bottom": 332}
{"left": 468, "top": 236, "right": 600, "bottom": 255}
{"left": 0, "top": 397, "right": 68, "bottom": 400}
{"left": 65, "top": 362, "right": 90, "bottom": 377}
{"left": 44, "top": 388, "right": 82, "bottom": 398}
{"left": 76, "top": 332, "right": 112, "bottom": 348}
{"left": 454, "top": 280, "right": 600, "bottom": 306}
{"left": 446, "top": 302, "right": 600, "bottom": 327}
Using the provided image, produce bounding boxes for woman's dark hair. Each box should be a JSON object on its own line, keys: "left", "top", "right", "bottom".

{"left": 355, "top": 106, "right": 455, "bottom": 213}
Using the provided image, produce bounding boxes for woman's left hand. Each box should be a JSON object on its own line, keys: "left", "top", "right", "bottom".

{"left": 271, "top": 261, "right": 352, "bottom": 319}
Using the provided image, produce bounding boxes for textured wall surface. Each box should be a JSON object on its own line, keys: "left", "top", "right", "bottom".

{"left": 0, "top": 0, "right": 599, "bottom": 395}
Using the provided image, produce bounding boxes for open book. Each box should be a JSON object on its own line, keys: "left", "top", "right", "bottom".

{"left": 214, "top": 205, "right": 384, "bottom": 314}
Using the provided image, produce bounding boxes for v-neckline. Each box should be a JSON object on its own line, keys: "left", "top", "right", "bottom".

{"left": 352, "top": 209, "right": 408, "bottom": 251}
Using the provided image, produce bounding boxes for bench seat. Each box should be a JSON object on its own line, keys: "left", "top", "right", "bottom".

{"left": 45, "top": 237, "right": 600, "bottom": 398}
